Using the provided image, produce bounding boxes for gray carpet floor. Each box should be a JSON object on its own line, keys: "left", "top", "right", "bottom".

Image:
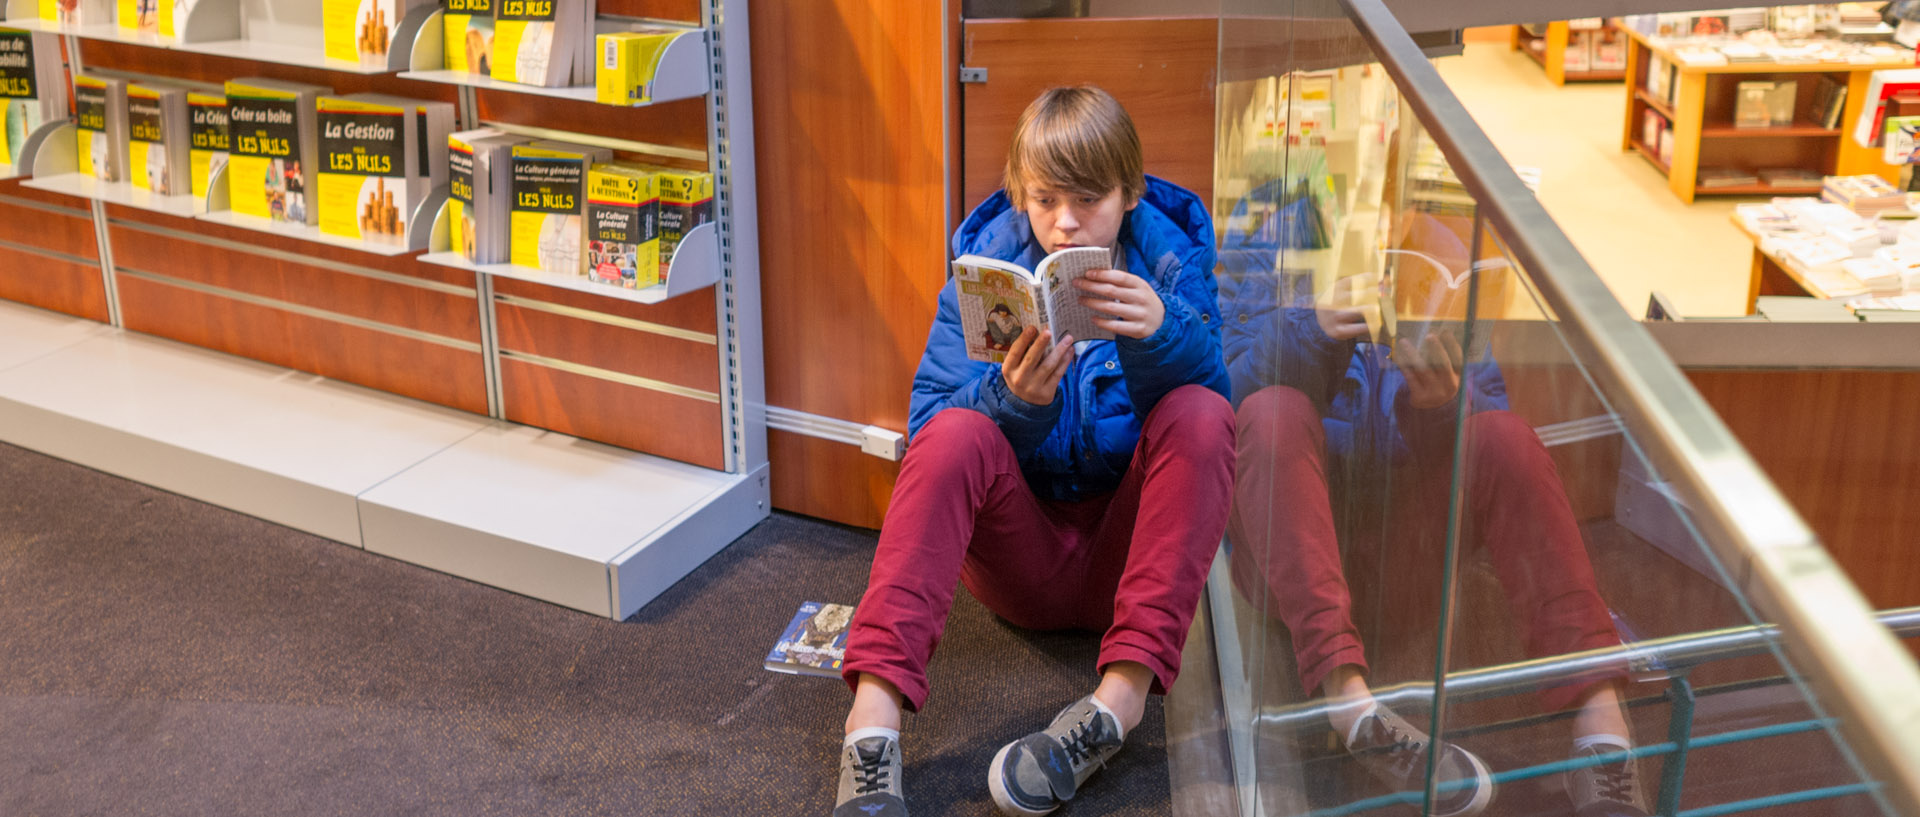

{"left": 0, "top": 440, "right": 1169, "bottom": 816}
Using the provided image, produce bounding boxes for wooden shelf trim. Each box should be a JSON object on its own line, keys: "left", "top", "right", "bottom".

{"left": 1629, "top": 137, "right": 1673, "bottom": 176}
{"left": 1635, "top": 87, "right": 1677, "bottom": 120}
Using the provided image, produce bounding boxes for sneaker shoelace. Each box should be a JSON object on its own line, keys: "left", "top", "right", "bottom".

{"left": 850, "top": 746, "right": 891, "bottom": 795}
{"left": 1594, "top": 761, "right": 1637, "bottom": 804}
{"left": 1059, "top": 715, "right": 1109, "bottom": 770}
{"left": 1370, "top": 721, "right": 1426, "bottom": 782}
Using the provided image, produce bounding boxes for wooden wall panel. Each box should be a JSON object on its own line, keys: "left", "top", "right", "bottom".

{"left": 492, "top": 278, "right": 716, "bottom": 334}
{"left": 961, "top": 17, "right": 1219, "bottom": 212}
{"left": 768, "top": 430, "right": 896, "bottom": 530}
{"left": 106, "top": 206, "right": 477, "bottom": 290}
{"left": 0, "top": 180, "right": 100, "bottom": 261}
{"left": 473, "top": 93, "right": 709, "bottom": 157}
{"left": 116, "top": 275, "right": 488, "bottom": 414}
{"left": 108, "top": 222, "right": 482, "bottom": 344}
{"left": 500, "top": 358, "right": 725, "bottom": 470}
{"left": 1686, "top": 369, "right": 1920, "bottom": 610}
{"left": 494, "top": 303, "right": 719, "bottom": 393}
{"left": 78, "top": 41, "right": 459, "bottom": 104}
{"left": 0, "top": 246, "right": 108, "bottom": 321}
{"left": 751, "top": 1, "right": 950, "bottom": 526}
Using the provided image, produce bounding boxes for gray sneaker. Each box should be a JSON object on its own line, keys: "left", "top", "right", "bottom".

{"left": 987, "top": 695, "right": 1126, "bottom": 815}
{"left": 833, "top": 735, "right": 907, "bottom": 817}
{"left": 1345, "top": 704, "right": 1494, "bottom": 817}
{"left": 1567, "top": 744, "right": 1650, "bottom": 817}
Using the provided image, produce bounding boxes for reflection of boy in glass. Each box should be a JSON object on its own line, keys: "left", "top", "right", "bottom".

{"left": 1217, "top": 137, "right": 1646, "bottom": 817}
{"left": 984, "top": 302, "right": 1022, "bottom": 351}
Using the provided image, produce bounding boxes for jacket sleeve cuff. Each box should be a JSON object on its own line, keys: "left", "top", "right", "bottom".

{"left": 981, "top": 368, "right": 1062, "bottom": 434}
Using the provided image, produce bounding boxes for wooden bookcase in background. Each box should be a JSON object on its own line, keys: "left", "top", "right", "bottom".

{"left": 1620, "top": 25, "right": 1905, "bottom": 203}
{"left": 1511, "top": 20, "right": 1625, "bottom": 85}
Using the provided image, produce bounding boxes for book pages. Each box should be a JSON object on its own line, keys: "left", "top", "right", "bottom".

{"left": 1037, "top": 246, "right": 1117, "bottom": 344}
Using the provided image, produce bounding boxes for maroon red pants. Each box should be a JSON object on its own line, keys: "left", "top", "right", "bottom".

{"left": 1227, "top": 385, "right": 1621, "bottom": 712}
{"left": 843, "top": 385, "right": 1236, "bottom": 711}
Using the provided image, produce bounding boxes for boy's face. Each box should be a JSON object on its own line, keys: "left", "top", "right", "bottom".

{"left": 1023, "top": 185, "right": 1134, "bottom": 255}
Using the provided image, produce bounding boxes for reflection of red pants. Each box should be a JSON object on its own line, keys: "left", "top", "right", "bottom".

{"left": 843, "top": 386, "right": 1236, "bottom": 711}
{"left": 1227, "top": 385, "right": 1620, "bottom": 712}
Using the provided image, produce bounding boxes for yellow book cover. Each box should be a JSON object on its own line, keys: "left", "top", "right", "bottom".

{"left": 187, "top": 91, "right": 227, "bottom": 200}
{"left": 225, "top": 80, "right": 306, "bottom": 222}
{"left": 316, "top": 96, "right": 411, "bottom": 243}
{"left": 44, "top": 0, "right": 110, "bottom": 26}
{"left": 443, "top": 0, "right": 494, "bottom": 74}
{"left": 594, "top": 28, "right": 680, "bottom": 106}
{"left": 585, "top": 163, "right": 660, "bottom": 288}
{"left": 74, "top": 75, "right": 117, "bottom": 182}
{"left": 126, "top": 84, "right": 168, "bottom": 193}
{"left": 492, "top": 0, "right": 560, "bottom": 86}
{"left": 159, "top": 0, "right": 195, "bottom": 37}
{"left": 323, "top": 0, "right": 397, "bottom": 67}
{"left": 0, "top": 30, "right": 40, "bottom": 165}
{"left": 653, "top": 167, "right": 712, "bottom": 278}
{"left": 509, "top": 143, "right": 595, "bottom": 274}
{"left": 117, "top": 0, "right": 157, "bottom": 33}
{"left": 448, "top": 132, "right": 478, "bottom": 260}
{"left": 0, "top": 100, "right": 12, "bottom": 167}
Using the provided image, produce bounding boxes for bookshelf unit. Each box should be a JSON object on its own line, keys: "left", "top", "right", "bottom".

{"left": 1511, "top": 20, "right": 1626, "bottom": 85}
{"left": 0, "top": 0, "right": 768, "bottom": 620}
{"left": 1620, "top": 26, "right": 1906, "bottom": 203}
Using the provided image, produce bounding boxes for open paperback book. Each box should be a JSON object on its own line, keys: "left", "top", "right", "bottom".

{"left": 763, "top": 601, "right": 854, "bottom": 678}
{"left": 952, "top": 245, "right": 1115, "bottom": 364}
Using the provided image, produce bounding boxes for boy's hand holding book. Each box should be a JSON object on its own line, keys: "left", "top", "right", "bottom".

{"left": 1002, "top": 327, "right": 1075, "bottom": 406}
{"left": 1395, "top": 331, "right": 1464, "bottom": 409}
{"left": 1072, "top": 268, "right": 1164, "bottom": 340}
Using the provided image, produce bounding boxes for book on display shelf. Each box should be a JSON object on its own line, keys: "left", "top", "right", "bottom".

{"left": 763, "top": 601, "right": 854, "bottom": 678}
{"left": 159, "top": 0, "right": 196, "bottom": 37}
{"left": 595, "top": 27, "right": 682, "bottom": 105}
{"left": 41, "top": 0, "right": 111, "bottom": 26}
{"left": 126, "top": 80, "right": 190, "bottom": 196}
{"left": 324, "top": 0, "right": 436, "bottom": 69}
{"left": 1735, "top": 80, "right": 1796, "bottom": 129}
{"left": 492, "top": 0, "right": 593, "bottom": 87}
{"left": 584, "top": 162, "right": 660, "bottom": 288}
{"left": 0, "top": 28, "right": 67, "bottom": 169}
{"left": 508, "top": 139, "right": 611, "bottom": 274}
{"left": 224, "top": 77, "right": 329, "bottom": 225}
{"left": 443, "top": 0, "right": 496, "bottom": 75}
{"left": 315, "top": 94, "right": 424, "bottom": 245}
{"left": 952, "top": 245, "right": 1116, "bottom": 364}
{"left": 74, "top": 74, "right": 130, "bottom": 183}
{"left": 116, "top": 0, "right": 158, "bottom": 34}
{"left": 447, "top": 128, "right": 527, "bottom": 264}
{"left": 187, "top": 91, "right": 228, "bottom": 199}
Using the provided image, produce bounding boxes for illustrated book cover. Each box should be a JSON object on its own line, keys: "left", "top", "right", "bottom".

{"left": 187, "top": 91, "right": 228, "bottom": 199}
{"left": 584, "top": 162, "right": 661, "bottom": 288}
{"left": 508, "top": 139, "right": 612, "bottom": 274}
{"left": 225, "top": 78, "right": 327, "bottom": 225}
{"left": 951, "top": 245, "right": 1115, "bottom": 364}
{"left": 764, "top": 601, "right": 854, "bottom": 678}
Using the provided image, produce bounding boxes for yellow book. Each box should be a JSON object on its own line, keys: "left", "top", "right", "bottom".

{"left": 316, "top": 94, "right": 417, "bottom": 244}
{"left": 187, "top": 91, "right": 227, "bottom": 200}
{"left": 126, "top": 82, "right": 187, "bottom": 195}
{"left": 508, "top": 140, "right": 609, "bottom": 274}
{"left": 653, "top": 167, "right": 712, "bottom": 279}
{"left": 43, "top": 0, "right": 111, "bottom": 26}
{"left": 116, "top": 0, "right": 157, "bottom": 33}
{"left": 323, "top": 0, "right": 396, "bottom": 67}
{"left": 443, "top": 4, "right": 496, "bottom": 75}
{"left": 158, "top": 0, "right": 197, "bottom": 38}
{"left": 73, "top": 74, "right": 128, "bottom": 183}
{"left": 493, "top": 0, "right": 582, "bottom": 87}
{"left": 584, "top": 163, "right": 660, "bottom": 288}
{"left": 224, "top": 78, "right": 326, "bottom": 224}
{"left": 594, "top": 28, "right": 681, "bottom": 106}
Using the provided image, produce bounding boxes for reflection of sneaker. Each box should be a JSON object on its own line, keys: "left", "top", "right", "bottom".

{"left": 987, "top": 695, "right": 1126, "bottom": 815}
{"left": 833, "top": 733, "right": 907, "bottom": 817}
{"left": 1567, "top": 743, "right": 1650, "bottom": 817}
{"left": 1344, "top": 703, "right": 1494, "bottom": 817}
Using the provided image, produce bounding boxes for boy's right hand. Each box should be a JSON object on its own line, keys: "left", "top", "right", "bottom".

{"left": 1002, "top": 326, "right": 1075, "bottom": 406}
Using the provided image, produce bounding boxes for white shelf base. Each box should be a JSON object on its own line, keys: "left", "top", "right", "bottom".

{"left": 0, "top": 299, "right": 767, "bottom": 618}
{"left": 21, "top": 173, "right": 203, "bottom": 217}
{"left": 199, "top": 210, "right": 418, "bottom": 257}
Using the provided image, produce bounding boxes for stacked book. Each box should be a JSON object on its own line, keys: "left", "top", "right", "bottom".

{"left": 1823, "top": 174, "right": 1907, "bottom": 216}
{"left": 1696, "top": 167, "right": 1759, "bottom": 189}
{"left": 0, "top": 28, "right": 69, "bottom": 169}
{"left": 1758, "top": 168, "right": 1824, "bottom": 189}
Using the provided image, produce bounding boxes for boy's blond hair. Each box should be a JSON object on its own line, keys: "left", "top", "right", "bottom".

{"left": 1004, "top": 86, "right": 1145, "bottom": 210}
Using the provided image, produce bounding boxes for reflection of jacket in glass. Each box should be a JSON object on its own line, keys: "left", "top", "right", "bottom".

{"left": 910, "top": 175, "right": 1230, "bottom": 501}
{"left": 1216, "top": 179, "right": 1507, "bottom": 467}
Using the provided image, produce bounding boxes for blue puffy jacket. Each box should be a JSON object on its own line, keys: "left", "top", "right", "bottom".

{"left": 908, "top": 175, "right": 1230, "bottom": 501}
{"left": 1215, "top": 179, "right": 1507, "bottom": 466}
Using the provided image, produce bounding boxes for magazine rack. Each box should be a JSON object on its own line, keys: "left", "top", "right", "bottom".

{"left": 0, "top": 0, "right": 767, "bottom": 620}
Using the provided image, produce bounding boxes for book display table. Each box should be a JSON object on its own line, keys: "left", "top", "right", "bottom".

{"left": 1621, "top": 26, "right": 1909, "bottom": 203}
{"left": 1511, "top": 20, "right": 1626, "bottom": 85}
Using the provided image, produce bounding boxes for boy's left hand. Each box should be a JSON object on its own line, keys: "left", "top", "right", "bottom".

{"left": 1074, "top": 269, "right": 1164, "bottom": 340}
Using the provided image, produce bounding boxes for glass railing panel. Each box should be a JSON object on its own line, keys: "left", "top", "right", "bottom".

{"left": 1207, "top": 2, "right": 1920, "bottom": 817}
